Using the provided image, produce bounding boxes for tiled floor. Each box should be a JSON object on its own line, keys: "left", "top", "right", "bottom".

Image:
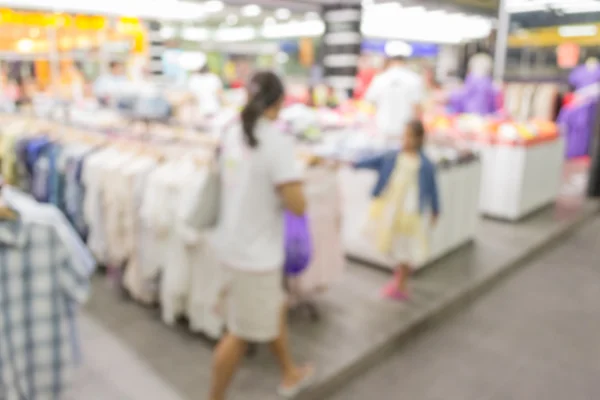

{"left": 330, "top": 216, "right": 600, "bottom": 400}
{"left": 64, "top": 315, "right": 185, "bottom": 400}
{"left": 68, "top": 159, "right": 596, "bottom": 400}
{"left": 74, "top": 198, "right": 597, "bottom": 400}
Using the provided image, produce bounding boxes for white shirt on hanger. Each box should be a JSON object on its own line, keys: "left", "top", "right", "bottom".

{"left": 188, "top": 72, "right": 223, "bottom": 117}
{"left": 217, "top": 119, "right": 301, "bottom": 272}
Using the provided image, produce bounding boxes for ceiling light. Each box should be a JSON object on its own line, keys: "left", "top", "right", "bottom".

{"left": 275, "top": 8, "right": 291, "bottom": 20}
{"left": 17, "top": 39, "right": 35, "bottom": 53}
{"left": 160, "top": 26, "right": 176, "bottom": 39}
{"left": 264, "top": 16, "right": 276, "bottom": 25}
{"left": 558, "top": 24, "right": 598, "bottom": 37}
{"left": 182, "top": 27, "right": 210, "bottom": 41}
{"left": 261, "top": 20, "right": 325, "bottom": 38}
{"left": 204, "top": 0, "right": 224, "bottom": 13}
{"left": 241, "top": 4, "right": 262, "bottom": 17}
{"left": 305, "top": 11, "right": 320, "bottom": 20}
{"left": 226, "top": 14, "right": 239, "bottom": 25}
{"left": 385, "top": 40, "right": 413, "bottom": 57}
{"left": 214, "top": 26, "right": 256, "bottom": 42}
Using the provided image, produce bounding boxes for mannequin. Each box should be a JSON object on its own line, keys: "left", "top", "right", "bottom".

{"left": 558, "top": 56, "right": 600, "bottom": 158}
{"left": 453, "top": 53, "right": 499, "bottom": 115}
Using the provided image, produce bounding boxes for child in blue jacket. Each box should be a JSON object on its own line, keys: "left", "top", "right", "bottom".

{"left": 354, "top": 120, "right": 440, "bottom": 300}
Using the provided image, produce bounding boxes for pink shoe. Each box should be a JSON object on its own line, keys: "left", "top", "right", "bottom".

{"left": 381, "top": 279, "right": 410, "bottom": 301}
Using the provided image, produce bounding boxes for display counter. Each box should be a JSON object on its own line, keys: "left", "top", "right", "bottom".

{"left": 476, "top": 138, "right": 564, "bottom": 221}
{"left": 340, "top": 149, "right": 481, "bottom": 271}
{"left": 427, "top": 114, "right": 565, "bottom": 221}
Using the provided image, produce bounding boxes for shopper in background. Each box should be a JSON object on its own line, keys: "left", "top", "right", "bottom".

{"left": 189, "top": 64, "right": 223, "bottom": 118}
{"left": 209, "top": 71, "right": 313, "bottom": 400}
{"left": 353, "top": 120, "right": 439, "bottom": 300}
{"left": 93, "top": 61, "right": 128, "bottom": 106}
{"left": 364, "top": 56, "right": 424, "bottom": 143}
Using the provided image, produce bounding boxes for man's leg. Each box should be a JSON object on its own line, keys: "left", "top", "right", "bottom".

{"left": 209, "top": 333, "right": 248, "bottom": 400}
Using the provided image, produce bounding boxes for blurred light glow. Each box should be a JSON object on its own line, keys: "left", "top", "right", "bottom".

{"left": 204, "top": 0, "right": 224, "bottom": 13}
{"left": 241, "top": 4, "right": 262, "bottom": 17}
{"left": 275, "top": 8, "right": 291, "bottom": 20}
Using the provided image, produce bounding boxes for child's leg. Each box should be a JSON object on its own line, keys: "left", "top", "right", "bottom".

{"left": 396, "top": 263, "right": 411, "bottom": 293}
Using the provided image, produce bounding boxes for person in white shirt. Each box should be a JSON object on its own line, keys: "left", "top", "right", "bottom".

{"left": 365, "top": 56, "right": 425, "bottom": 142}
{"left": 209, "top": 71, "right": 313, "bottom": 400}
{"left": 93, "top": 61, "right": 129, "bottom": 106}
{"left": 188, "top": 65, "right": 223, "bottom": 118}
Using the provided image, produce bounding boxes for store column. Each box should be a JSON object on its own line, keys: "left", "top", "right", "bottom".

{"left": 321, "top": 2, "right": 362, "bottom": 98}
{"left": 147, "top": 20, "right": 165, "bottom": 77}
{"left": 587, "top": 102, "right": 600, "bottom": 197}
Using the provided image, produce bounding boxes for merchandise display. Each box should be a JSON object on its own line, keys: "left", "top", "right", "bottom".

{"left": 305, "top": 130, "right": 480, "bottom": 271}
{"left": 0, "top": 114, "right": 344, "bottom": 338}
{"left": 427, "top": 114, "right": 564, "bottom": 220}
{"left": 0, "top": 184, "right": 95, "bottom": 399}
{"left": 341, "top": 146, "right": 480, "bottom": 271}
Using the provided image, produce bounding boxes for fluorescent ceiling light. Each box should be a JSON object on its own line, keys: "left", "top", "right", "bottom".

{"left": 182, "top": 27, "right": 210, "bottom": 41}
{"left": 241, "top": 4, "right": 261, "bottom": 17}
{"left": 160, "top": 26, "right": 177, "bottom": 39}
{"left": 558, "top": 24, "right": 598, "bottom": 37}
{"left": 0, "top": 0, "right": 206, "bottom": 20}
{"left": 204, "top": 0, "right": 224, "bottom": 13}
{"left": 275, "top": 8, "right": 291, "bottom": 20}
{"left": 214, "top": 26, "right": 256, "bottom": 42}
{"left": 361, "top": 7, "right": 492, "bottom": 44}
{"left": 261, "top": 20, "right": 325, "bottom": 38}
{"left": 385, "top": 40, "right": 413, "bottom": 57}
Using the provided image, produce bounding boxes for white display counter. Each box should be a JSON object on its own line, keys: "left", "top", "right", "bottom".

{"left": 477, "top": 138, "right": 565, "bottom": 221}
{"left": 340, "top": 156, "right": 482, "bottom": 271}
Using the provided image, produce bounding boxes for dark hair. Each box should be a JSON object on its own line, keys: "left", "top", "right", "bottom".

{"left": 109, "top": 61, "right": 122, "bottom": 70}
{"left": 241, "top": 71, "right": 285, "bottom": 148}
{"left": 389, "top": 55, "right": 407, "bottom": 62}
{"left": 408, "top": 119, "right": 425, "bottom": 149}
{"left": 199, "top": 64, "right": 210, "bottom": 74}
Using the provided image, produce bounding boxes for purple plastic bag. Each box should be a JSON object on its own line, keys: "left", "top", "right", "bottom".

{"left": 283, "top": 211, "right": 313, "bottom": 276}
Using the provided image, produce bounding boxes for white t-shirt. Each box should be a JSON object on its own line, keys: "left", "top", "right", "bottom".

{"left": 188, "top": 73, "right": 223, "bottom": 117}
{"left": 365, "top": 66, "right": 424, "bottom": 138}
{"left": 217, "top": 119, "right": 301, "bottom": 272}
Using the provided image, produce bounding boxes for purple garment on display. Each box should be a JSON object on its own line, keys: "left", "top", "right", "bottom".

{"left": 452, "top": 75, "right": 499, "bottom": 115}
{"left": 558, "top": 99, "right": 598, "bottom": 159}
{"left": 568, "top": 66, "right": 600, "bottom": 90}
{"left": 283, "top": 211, "right": 313, "bottom": 276}
{"left": 558, "top": 66, "right": 600, "bottom": 158}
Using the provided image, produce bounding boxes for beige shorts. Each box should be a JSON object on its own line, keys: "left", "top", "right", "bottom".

{"left": 224, "top": 268, "right": 284, "bottom": 342}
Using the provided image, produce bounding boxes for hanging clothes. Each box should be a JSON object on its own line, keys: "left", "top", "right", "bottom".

{"left": 0, "top": 186, "right": 95, "bottom": 400}
{"left": 299, "top": 166, "right": 345, "bottom": 293}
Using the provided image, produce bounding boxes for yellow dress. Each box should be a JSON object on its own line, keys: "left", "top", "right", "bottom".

{"left": 365, "top": 153, "right": 428, "bottom": 264}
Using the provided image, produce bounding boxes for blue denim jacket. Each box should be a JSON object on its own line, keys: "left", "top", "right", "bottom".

{"left": 354, "top": 150, "right": 440, "bottom": 215}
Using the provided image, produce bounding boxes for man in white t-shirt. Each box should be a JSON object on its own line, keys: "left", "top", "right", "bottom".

{"left": 365, "top": 56, "right": 425, "bottom": 141}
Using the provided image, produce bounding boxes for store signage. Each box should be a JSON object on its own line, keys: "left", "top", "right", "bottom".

{"left": 421, "top": 0, "right": 499, "bottom": 14}
{"left": 0, "top": 9, "right": 141, "bottom": 31}
{"left": 557, "top": 43, "right": 580, "bottom": 69}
